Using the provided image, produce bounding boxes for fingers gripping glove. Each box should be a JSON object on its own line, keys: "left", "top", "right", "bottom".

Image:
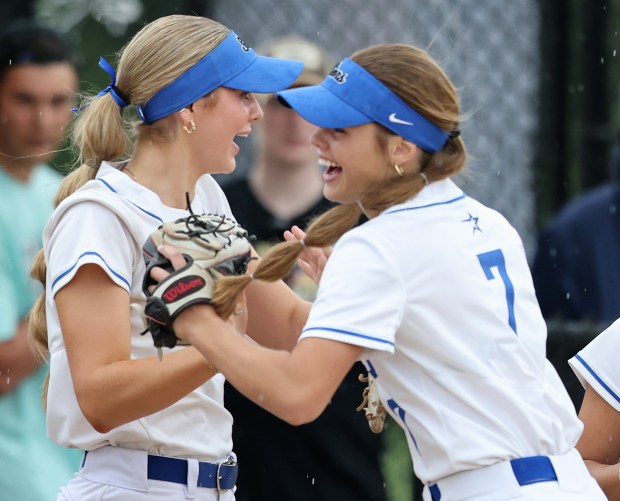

{"left": 141, "top": 214, "right": 253, "bottom": 350}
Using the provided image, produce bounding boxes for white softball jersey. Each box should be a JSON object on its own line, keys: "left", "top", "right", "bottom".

{"left": 300, "top": 178, "right": 583, "bottom": 485}
{"left": 43, "top": 162, "right": 234, "bottom": 461}
{"left": 570, "top": 318, "right": 620, "bottom": 412}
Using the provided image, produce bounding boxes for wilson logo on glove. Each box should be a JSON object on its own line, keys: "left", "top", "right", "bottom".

{"left": 162, "top": 276, "right": 206, "bottom": 302}
{"left": 138, "top": 211, "right": 254, "bottom": 355}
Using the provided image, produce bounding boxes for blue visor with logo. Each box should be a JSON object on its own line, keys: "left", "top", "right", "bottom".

{"left": 137, "top": 31, "right": 304, "bottom": 123}
{"left": 276, "top": 58, "right": 449, "bottom": 153}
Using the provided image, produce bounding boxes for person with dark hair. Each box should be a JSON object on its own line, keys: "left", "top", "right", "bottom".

{"left": 223, "top": 35, "right": 386, "bottom": 501}
{"left": 0, "top": 19, "right": 81, "bottom": 501}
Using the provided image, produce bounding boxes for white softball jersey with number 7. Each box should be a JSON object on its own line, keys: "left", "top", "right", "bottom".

{"left": 43, "top": 162, "right": 235, "bottom": 460}
{"left": 299, "top": 178, "right": 582, "bottom": 485}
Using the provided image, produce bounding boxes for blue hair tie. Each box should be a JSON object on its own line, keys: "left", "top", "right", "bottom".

{"left": 97, "top": 57, "right": 129, "bottom": 109}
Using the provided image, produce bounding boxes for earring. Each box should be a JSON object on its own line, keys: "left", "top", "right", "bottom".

{"left": 394, "top": 164, "right": 404, "bottom": 177}
{"left": 183, "top": 119, "right": 196, "bottom": 134}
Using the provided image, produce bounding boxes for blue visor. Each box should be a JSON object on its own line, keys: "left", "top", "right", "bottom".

{"left": 137, "top": 32, "right": 304, "bottom": 123}
{"left": 276, "top": 58, "right": 449, "bottom": 153}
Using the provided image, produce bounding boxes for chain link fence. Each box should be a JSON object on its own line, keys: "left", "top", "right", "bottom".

{"left": 211, "top": 0, "right": 540, "bottom": 257}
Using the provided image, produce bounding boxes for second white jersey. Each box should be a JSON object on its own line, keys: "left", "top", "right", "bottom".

{"left": 44, "top": 162, "right": 234, "bottom": 461}
{"left": 570, "top": 318, "right": 620, "bottom": 412}
{"left": 300, "top": 178, "right": 582, "bottom": 484}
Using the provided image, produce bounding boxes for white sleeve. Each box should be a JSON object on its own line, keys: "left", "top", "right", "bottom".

{"left": 299, "top": 230, "right": 403, "bottom": 354}
{"left": 47, "top": 201, "right": 135, "bottom": 296}
{"left": 569, "top": 318, "right": 620, "bottom": 412}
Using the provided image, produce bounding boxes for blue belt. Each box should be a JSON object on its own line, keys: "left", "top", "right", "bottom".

{"left": 429, "top": 455, "right": 558, "bottom": 501}
{"left": 147, "top": 454, "right": 238, "bottom": 491}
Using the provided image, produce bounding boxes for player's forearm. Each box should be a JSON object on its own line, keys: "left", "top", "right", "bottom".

{"left": 74, "top": 346, "right": 215, "bottom": 433}
{"left": 179, "top": 305, "right": 326, "bottom": 424}
{"left": 245, "top": 279, "right": 311, "bottom": 350}
{"left": 0, "top": 318, "right": 40, "bottom": 395}
{"left": 582, "top": 459, "right": 620, "bottom": 499}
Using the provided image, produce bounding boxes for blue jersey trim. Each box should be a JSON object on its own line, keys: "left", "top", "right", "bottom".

{"left": 386, "top": 194, "right": 466, "bottom": 214}
{"left": 366, "top": 360, "right": 378, "bottom": 378}
{"left": 575, "top": 354, "right": 620, "bottom": 404}
{"left": 97, "top": 177, "right": 118, "bottom": 193}
{"left": 97, "top": 178, "right": 164, "bottom": 224}
{"left": 52, "top": 251, "right": 130, "bottom": 291}
{"left": 302, "top": 326, "right": 395, "bottom": 346}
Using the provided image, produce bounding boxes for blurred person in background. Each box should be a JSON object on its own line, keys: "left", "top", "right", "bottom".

{"left": 532, "top": 138, "right": 620, "bottom": 411}
{"left": 223, "top": 35, "right": 387, "bottom": 501}
{"left": 0, "top": 19, "right": 82, "bottom": 501}
{"left": 532, "top": 140, "right": 620, "bottom": 326}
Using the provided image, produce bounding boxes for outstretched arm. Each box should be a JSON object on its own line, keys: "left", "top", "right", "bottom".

{"left": 242, "top": 225, "right": 332, "bottom": 351}
{"left": 175, "top": 303, "right": 362, "bottom": 424}
{"left": 242, "top": 246, "right": 312, "bottom": 351}
{"left": 152, "top": 245, "right": 362, "bottom": 424}
{"left": 576, "top": 383, "right": 620, "bottom": 498}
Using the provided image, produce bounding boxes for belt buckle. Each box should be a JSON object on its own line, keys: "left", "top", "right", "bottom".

{"left": 216, "top": 455, "right": 236, "bottom": 494}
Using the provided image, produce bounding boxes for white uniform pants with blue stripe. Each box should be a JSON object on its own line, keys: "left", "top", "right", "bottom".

{"left": 422, "top": 449, "right": 605, "bottom": 501}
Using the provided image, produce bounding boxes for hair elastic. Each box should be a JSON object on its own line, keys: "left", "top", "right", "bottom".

{"left": 419, "top": 172, "right": 429, "bottom": 185}
{"left": 97, "top": 57, "right": 129, "bottom": 109}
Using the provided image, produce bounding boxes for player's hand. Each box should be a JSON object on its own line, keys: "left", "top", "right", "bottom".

{"left": 147, "top": 245, "right": 196, "bottom": 344}
{"left": 150, "top": 245, "right": 249, "bottom": 339}
{"left": 147, "top": 244, "right": 188, "bottom": 283}
{"left": 283, "top": 225, "right": 332, "bottom": 284}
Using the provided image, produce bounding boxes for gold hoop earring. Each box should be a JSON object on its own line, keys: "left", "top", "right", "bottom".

{"left": 394, "top": 164, "right": 404, "bottom": 177}
{"left": 183, "top": 119, "right": 196, "bottom": 134}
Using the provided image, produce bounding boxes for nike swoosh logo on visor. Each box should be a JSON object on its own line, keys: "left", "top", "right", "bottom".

{"left": 388, "top": 113, "right": 414, "bottom": 126}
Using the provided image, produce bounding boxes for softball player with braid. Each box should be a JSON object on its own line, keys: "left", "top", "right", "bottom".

{"left": 155, "top": 43, "right": 606, "bottom": 500}
{"left": 28, "top": 15, "right": 309, "bottom": 501}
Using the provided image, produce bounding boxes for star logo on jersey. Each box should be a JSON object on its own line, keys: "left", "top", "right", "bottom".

{"left": 462, "top": 212, "right": 482, "bottom": 234}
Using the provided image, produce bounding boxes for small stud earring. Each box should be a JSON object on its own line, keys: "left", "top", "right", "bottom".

{"left": 394, "top": 164, "right": 404, "bottom": 177}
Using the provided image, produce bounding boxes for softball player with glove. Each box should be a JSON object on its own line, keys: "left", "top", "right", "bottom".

{"left": 155, "top": 44, "right": 607, "bottom": 500}
{"left": 28, "top": 15, "right": 310, "bottom": 501}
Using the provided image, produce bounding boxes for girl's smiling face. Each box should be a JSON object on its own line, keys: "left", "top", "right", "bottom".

{"left": 311, "top": 123, "right": 394, "bottom": 208}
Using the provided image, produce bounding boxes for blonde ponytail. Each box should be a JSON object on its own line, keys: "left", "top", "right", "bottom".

{"left": 28, "top": 15, "right": 232, "bottom": 406}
